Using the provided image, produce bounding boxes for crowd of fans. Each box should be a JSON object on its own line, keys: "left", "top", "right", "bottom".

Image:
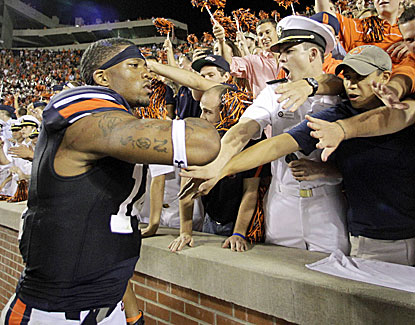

{"left": 1, "top": 0, "right": 415, "bottom": 269}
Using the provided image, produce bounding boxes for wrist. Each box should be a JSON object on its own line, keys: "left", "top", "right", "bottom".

{"left": 232, "top": 233, "right": 246, "bottom": 240}
{"left": 334, "top": 120, "right": 347, "bottom": 141}
{"left": 303, "top": 77, "right": 319, "bottom": 97}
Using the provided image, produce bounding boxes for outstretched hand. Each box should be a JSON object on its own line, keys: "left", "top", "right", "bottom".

{"left": 306, "top": 115, "right": 345, "bottom": 162}
{"left": 371, "top": 81, "right": 409, "bottom": 110}
{"left": 222, "top": 235, "right": 248, "bottom": 252}
{"left": 178, "top": 165, "right": 220, "bottom": 199}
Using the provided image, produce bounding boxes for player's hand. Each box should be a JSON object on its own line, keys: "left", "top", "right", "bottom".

{"left": 168, "top": 233, "right": 193, "bottom": 252}
{"left": 141, "top": 223, "right": 159, "bottom": 237}
{"left": 306, "top": 114, "right": 345, "bottom": 162}
{"left": 371, "top": 81, "right": 409, "bottom": 110}
{"left": 222, "top": 235, "right": 248, "bottom": 252}
{"left": 8, "top": 145, "right": 34, "bottom": 160}
{"left": 274, "top": 79, "right": 312, "bottom": 112}
{"left": 387, "top": 41, "right": 409, "bottom": 61}
{"left": 213, "top": 22, "right": 226, "bottom": 40}
{"left": 288, "top": 159, "right": 327, "bottom": 181}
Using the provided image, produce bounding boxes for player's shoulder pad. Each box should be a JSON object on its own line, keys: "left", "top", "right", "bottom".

{"left": 43, "top": 86, "right": 132, "bottom": 132}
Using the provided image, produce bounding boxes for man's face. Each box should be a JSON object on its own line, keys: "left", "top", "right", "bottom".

{"left": 200, "top": 92, "right": 221, "bottom": 125}
{"left": 342, "top": 67, "right": 385, "bottom": 110}
{"left": 374, "top": 0, "right": 400, "bottom": 16}
{"left": 12, "top": 129, "right": 23, "bottom": 142}
{"left": 278, "top": 43, "right": 312, "bottom": 82}
{"left": 200, "top": 65, "right": 229, "bottom": 83}
{"left": 104, "top": 55, "right": 151, "bottom": 107}
{"left": 399, "top": 19, "right": 415, "bottom": 54}
{"left": 21, "top": 125, "right": 35, "bottom": 139}
{"left": 256, "top": 22, "right": 278, "bottom": 52}
{"left": 0, "top": 111, "right": 7, "bottom": 122}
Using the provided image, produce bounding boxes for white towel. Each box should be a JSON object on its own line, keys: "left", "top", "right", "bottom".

{"left": 306, "top": 249, "right": 415, "bottom": 293}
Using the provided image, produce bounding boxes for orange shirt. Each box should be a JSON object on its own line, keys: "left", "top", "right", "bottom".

{"left": 337, "top": 13, "right": 415, "bottom": 92}
{"left": 323, "top": 53, "right": 342, "bottom": 76}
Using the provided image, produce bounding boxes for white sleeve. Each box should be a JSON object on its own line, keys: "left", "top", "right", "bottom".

{"left": 149, "top": 164, "right": 175, "bottom": 177}
{"left": 241, "top": 85, "right": 280, "bottom": 139}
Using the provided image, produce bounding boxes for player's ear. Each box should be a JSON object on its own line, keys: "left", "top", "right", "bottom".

{"left": 93, "top": 69, "right": 109, "bottom": 86}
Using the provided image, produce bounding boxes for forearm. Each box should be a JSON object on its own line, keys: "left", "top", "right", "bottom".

{"left": 214, "top": 119, "right": 260, "bottom": 171}
{"left": 233, "top": 178, "right": 260, "bottom": 235}
{"left": 0, "top": 174, "right": 12, "bottom": 189}
{"left": 339, "top": 102, "right": 415, "bottom": 139}
{"left": 148, "top": 175, "right": 165, "bottom": 226}
{"left": 221, "top": 133, "right": 300, "bottom": 178}
{"left": 0, "top": 150, "right": 11, "bottom": 165}
{"left": 148, "top": 61, "right": 214, "bottom": 91}
{"left": 166, "top": 49, "right": 177, "bottom": 67}
{"left": 179, "top": 178, "right": 194, "bottom": 235}
{"left": 218, "top": 38, "right": 233, "bottom": 65}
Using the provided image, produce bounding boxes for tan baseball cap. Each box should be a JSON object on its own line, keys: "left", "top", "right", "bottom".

{"left": 335, "top": 45, "right": 392, "bottom": 76}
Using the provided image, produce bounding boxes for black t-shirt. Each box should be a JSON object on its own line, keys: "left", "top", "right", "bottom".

{"left": 175, "top": 86, "right": 201, "bottom": 119}
{"left": 287, "top": 101, "right": 415, "bottom": 240}
{"left": 202, "top": 135, "right": 271, "bottom": 225}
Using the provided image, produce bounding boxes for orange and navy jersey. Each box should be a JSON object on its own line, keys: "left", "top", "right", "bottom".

{"left": 336, "top": 13, "right": 415, "bottom": 92}
{"left": 43, "top": 86, "right": 131, "bottom": 131}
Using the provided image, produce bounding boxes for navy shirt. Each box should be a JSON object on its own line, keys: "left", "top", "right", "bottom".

{"left": 175, "top": 86, "right": 201, "bottom": 119}
{"left": 287, "top": 101, "right": 415, "bottom": 240}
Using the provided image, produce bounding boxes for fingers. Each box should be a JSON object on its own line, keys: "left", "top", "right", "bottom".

{"left": 389, "top": 43, "right": 404, "bottom": 58}
{"left": 177, "top": 179, "right": 195, "bottom": 199}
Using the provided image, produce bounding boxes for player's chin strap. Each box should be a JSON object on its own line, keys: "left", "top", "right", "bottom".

{"left": 172, "top": 120, "right": 187, "bottom": 169}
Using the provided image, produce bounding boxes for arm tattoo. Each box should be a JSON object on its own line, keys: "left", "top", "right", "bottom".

{"left": 95, "top": 113, "right": 123, "bottom": 137}
{"left": 120, "top": 136, "right": 151, "bottom": 150}
{"left": 153, "top": 139, "right": 168, "bottom": 153}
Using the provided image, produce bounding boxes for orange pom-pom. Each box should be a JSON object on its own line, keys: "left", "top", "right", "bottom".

{"left": 153, "top": 18, "right": 174, "bottom": 35}
{"left": 187, "top": 34, "right": 199, "bottom": 45}
{"left": 213, "top": 9, "right": 237, "bottom": 39}
{"left": 258, "top": 10, "right": 269, "bottom": 20}
{"left": 202, "top": 32, "right": 214, "bottom": 45}
{"left": 191, "top": 0, "right": 225, "bottom": 11}
{"left": 273, "top": 0, "right": 299, "bottom": 10}
{"left": 232, "top": 8, "right": 259, "bottom": 34}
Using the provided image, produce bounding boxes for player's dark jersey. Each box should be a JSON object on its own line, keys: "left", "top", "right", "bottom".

{"left": 17, "top": 86, "right": 147, "bottom": 312}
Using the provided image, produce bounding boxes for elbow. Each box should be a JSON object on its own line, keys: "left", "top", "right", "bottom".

{"left": 184, "top": 118, "right": 221, "bottom": 165}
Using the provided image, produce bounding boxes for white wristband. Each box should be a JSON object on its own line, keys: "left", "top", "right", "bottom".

{"left": 172, "top": 120, "right": 187, "bottom": 168}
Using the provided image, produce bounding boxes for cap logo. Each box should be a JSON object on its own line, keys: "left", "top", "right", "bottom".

{"left": 205, "top": 57, "right": 215, "bottom": 62}
{"left": 349, "top": 47, "right": 363, "bottom": 55}
{"left": 277, "top": 26, "right": 283, "bottom": 38}
{"left": 323, "top": 13, "right": 329, "bottom": 25}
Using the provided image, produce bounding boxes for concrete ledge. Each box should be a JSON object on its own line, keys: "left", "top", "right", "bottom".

{"left": 1, "top": 202, "right": 415, "bottom": 324}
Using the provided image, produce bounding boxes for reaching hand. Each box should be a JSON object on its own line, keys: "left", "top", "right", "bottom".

{"left": 386, "top": 41, "right": 409, "bottom": 61}
{"left": 168, "top": 233, "right": 194, "bottom": 252}
{"left": 306, "top": 114, "right": 345, "bottom": 162}
{"left": 371, "top": 81, "right": 409, "bottom": 110}
{"left": 179, "top": 165, "right": 220, "bottom": 199}
{"left": 222, "top": 235, "right": 248, "bottom": 252}
{"left": 274, "top": 79, "right": 313, "bottom": 112}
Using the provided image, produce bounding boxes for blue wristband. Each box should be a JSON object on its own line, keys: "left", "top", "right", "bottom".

{"left": 232, "top": 232, "right": 246, "bottom": 240}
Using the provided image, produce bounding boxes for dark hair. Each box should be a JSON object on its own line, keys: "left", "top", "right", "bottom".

{"left": 256, "top": 18, "right": 277, "bottom": 29}
{"left": 18, "top": 108, "right": 27, "bottom": 116}
{"left": 80, "top": 38, "right": 135, "bottom": 85}
{"left": 399, "top": 5, "right": 415, "bottom": 25}
{"left": 302, "top": 42, "right": 325, "bottom": 63}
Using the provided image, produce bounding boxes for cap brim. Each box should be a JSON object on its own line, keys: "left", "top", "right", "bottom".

{"left": 270, "top": 38, "right": 304, "bottom": 53}
{"left": 191, "top": 59, "right": 210, "bottom": 72}
{"left": 335, "top": 59, "right": 379, "bottom": 76}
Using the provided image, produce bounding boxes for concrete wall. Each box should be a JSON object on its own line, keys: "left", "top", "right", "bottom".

{"left": 1, "top": 201, "right": 415, "bottom": 324}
